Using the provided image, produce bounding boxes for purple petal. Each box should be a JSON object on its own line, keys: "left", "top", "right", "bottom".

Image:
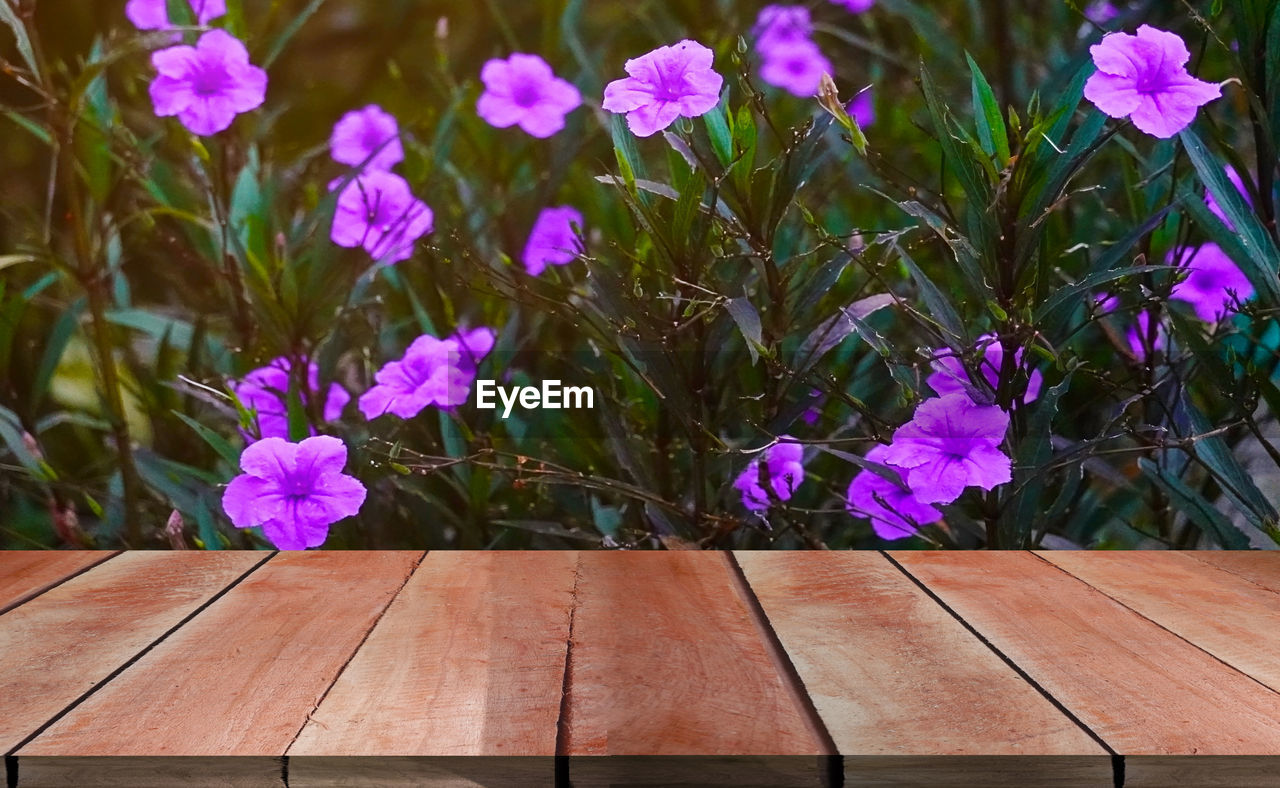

{"left": 222, "top": 474, "right": 273, "bottom": 528}
{"left": 238, "top": 436, "right": 298, "bottom": 480}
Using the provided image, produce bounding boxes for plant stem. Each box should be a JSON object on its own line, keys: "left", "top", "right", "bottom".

{"left": 30, "top": 3, "right": 145, "bottom": 543}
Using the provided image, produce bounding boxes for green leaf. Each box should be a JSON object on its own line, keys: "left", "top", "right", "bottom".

{"left": 704, "top": 97, "right": 733, "bottom": 166}
{"left": 31, "top": 299, "right": 84, "bottom": 412}
{"left": 0, "top": 0, "right": 41, "bottom": 80}
{"left": 1180, "top": 129, "right": 1280, "bottom": 296}
{"left": 0, "top": 404, "right": 50, "bottom": 481}
{"left": 610, "top": 113, "right": 646, "bottom": 192}
{"left": 1138, "top": 458, "right": 1251, "bottom": 549}
{"left": 1006, "top": 371, "right": 1075, "bottom": 548}
{"left": 920, "top": 63, "right": 989, "bottom": 207}
{"left": 173, "top": 411, "right": 241, "bottom": 468}
{"left": 285, "top": 380, "right": 310, "bottom": 443}
{"left": 794, "top": 294, "right": 895, "bottom": 377}
{"left": 897, "top": 245, "right": 966, "bottom": 341}
{"left": 966, "top": 53, "right": 1010, "bottom": 164}
{"left": 725, "top": 297, "right": 764, "bottom": 365}
{"left": 262, "top": 0, "right": 328, "bottom": 68}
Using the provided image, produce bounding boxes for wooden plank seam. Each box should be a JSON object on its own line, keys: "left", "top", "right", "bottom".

{"left": 881, "top": 551, "right": 1123, "bottom": 788}
{"left": 0, "top": 552, "right": 122, "bottom": 618}
{"left": 1030, "top": 553, "right": 1280, "bottom": 701}
{"left": 553, "top": 552, "right": 584, "bottom": 787}
{"left": 723, "top": 552, "right": 842, "bottom": 786}
{"left": 1185, "top": 553, "right": 1280, "bottom": 597}
{"left": 5, "top": 552, "right": 276, "bottom": 787}
{"left": 278, "top": 551, "right": 427, "bottom": 786}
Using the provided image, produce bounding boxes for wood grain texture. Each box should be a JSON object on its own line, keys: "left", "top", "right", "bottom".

{"left": 19, "top": 551, "right": 422, "bottom": 757}
{"left": 735, "top": 552, "right": 1106, "bottom": 757}
{"left": 289, "top": 551, "right": 576, "bottom": 757}
{"left": 1185, "top": 552, "right": 1280, "bottom": 595}
{"left": 560, "top": 551, "right": 823, "bottom": 757}
{"left": 892, "top": 551, "right": 1280, "bottom": 755}
{"left": 1040, "top": 551, "right": 1280, "bottom": 694}
{"left": 0, "top": 551, "right": 118, "bottom": 614}
{"left": 15, "top": 756, "right": 284, "bottom": 788}
{"left": 1125, "top": 756, "right": 1280, "bottom": 786}
{"left": 567, "top": 756, "right": 826, "bottom": 787}
{"left": 0, "top": 551, "right": 265, "bottom": 755}
{"left": 840, "top": 756, "right": 1115, "bottom": 786}
{"left": 287, "top": 757, "right": 552, "bottom": 787}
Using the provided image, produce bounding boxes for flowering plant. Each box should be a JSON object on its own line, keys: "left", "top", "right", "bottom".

{"left": 1, "top": 1, "right": 1278, "bottom": 551}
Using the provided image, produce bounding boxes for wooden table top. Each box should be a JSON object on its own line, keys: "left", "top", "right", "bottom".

{"left": 2, "top": 550, "right": 1278, "bottom": 787}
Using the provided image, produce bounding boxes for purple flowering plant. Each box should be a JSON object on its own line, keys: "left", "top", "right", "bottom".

{"left": 4, "top": 2, "right": 1280, "bottom": 551}
{"left": 149, "top": 29, "right": 268, "bottom": 136}
{"left": 329, "top": 104, "right": 405, "bottom": 172}
{"left": 476, "top": 53, "right": 582, "bottom": 138}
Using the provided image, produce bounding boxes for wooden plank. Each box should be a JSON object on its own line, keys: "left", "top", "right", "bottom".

{"left": 561, "top": 552, "right": 823, "bottom": 760}
{"left": 892, "top": 551, "right": 1280, "bottom": 755}
{"left": 568, "top": 756, "right": 826, "bottom": 787}
{"left": 735, "top": 552, "right": 1108, "bottom": 771}
{"left": 1040, "top": 551, "right": 1280, "bottom": 694}
{"left": 287, "top": 757, "right": 550, "bottom": 787}
{"left": 841, "top": 756, "right": 1115, "bottom": 786}
{"left": 16, "top": 757, "right": 284, "bottom": 788}
{"left": 19, "top": 551, "right": 421, "bottom": 761}
{"left": 0, "top": 551, "right": 118, "bottom": 614}
{"left": 289, "top": 551, "right": 576, "bottom": 758}
{"left": 1185, "top": 551, "right": 1280, "bottom": 594}
{"left": 1125, "top": 756, "right": 1280, "bottom": 787}
{"left": 0, "top": 551, "right": 265, "bottom": 755}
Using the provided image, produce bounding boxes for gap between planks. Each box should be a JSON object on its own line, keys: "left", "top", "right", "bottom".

{"left": 880, "top": 552, "right": 1119, "bottom": 762}
{"left": 723, "top": 553, "right": 839, "bottom": 760}
{"left": 0, "top": 552, "right": 121, "bottom": 617}
{"left": 4, "top": 552, "right": 274, "bottom": 758}
{"left": 282, "top": 551, "right": 428, "bottom": 756}
{"left": 1031, "top": 552, "right": 1280, "bottom": 699}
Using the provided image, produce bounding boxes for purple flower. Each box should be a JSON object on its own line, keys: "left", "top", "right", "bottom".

{"left": 523, "top": 206, "right": 584, "bottom": 276}
{"left": 849, "top": 89, "right": 875, "bottom": 127}
{"left": 359, "top": 327, "right": 496, "bottom": 420}
{"left": 230, "top": 357, "right": 350, "bottom": 442}
{"left": 476, "top": 54, "right": 582, "bottom": 139}
{"left": 830, "top": 0, "right": 875, "bottom": 11}
{"left": 1093, "top": 291, "right": 1121, "bottom": 315}
{"left": 883, "top": 394, "right": 1013, "bottom": 505}
{"left": 1085, "top": 1, "right": 1121, "bottom": 25}
{"left": 127, "top": 0, "right": 225, "bottom": 30}
{"left": 927, "top": 334, "right": 1044, "bottom": 407}
{"left": 1205, "top": 166, "right": 1252, "bottom": 229}
{"left": 801, "top": 388, "right": 823, "bottom": 425}
{"left": 222, "top": 436, "right": 366, "bottom": 550}
{"left": 602, "top": 40, "right": 724, "bottom": 138}
{"left": 148, "top": 29, "right": 267, "bottom": 136}
{"left": 734, "top": 437, "right": 805, "bottom": 513}
{"left": 1083, "top": 25, "right": 1221, "bottom": 138}
{"left": 759, "top": 40, "right": 833, "bottom": 97}
{"left": 330, "top": 105, "right": 404, "bottom": 172}
{"left": 1126, "top": 310, "right": 1169, "bottom": 360}
{"left": 845, "top": 445, "right": 943, "bottom": 540}
{"left": 1170, "top": 243, "right": 1254, "bottom": 322}
{"left": 754, "top": 6, "right": 813, "bottom": 51}
{"left": 330, "top": 170, "right": 433, "bottom": 264}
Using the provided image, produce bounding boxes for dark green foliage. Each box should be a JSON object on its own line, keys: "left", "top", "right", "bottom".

{"left": 1, "top": 0, "right": 1278, "bottom": 550}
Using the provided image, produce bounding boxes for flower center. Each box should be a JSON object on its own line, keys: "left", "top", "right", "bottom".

{"left": 652, "top": 61, "right": 689, "bottom": 102}
{"left": 191, "top": 62, "right": 230, "bottom": 98}
{"left": 512, "top": 81, "right": 542, "bottom": 108}
{"left": 362, "top": 127, "right": 387, "bottom": 153}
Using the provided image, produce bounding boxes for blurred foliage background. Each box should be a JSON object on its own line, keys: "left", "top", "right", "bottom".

{"left": 2, "top": 0, "right": 1279, "bottom": 550}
